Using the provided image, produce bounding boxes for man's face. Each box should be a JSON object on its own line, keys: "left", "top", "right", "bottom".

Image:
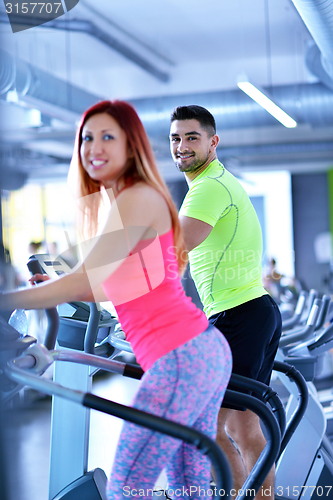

{"left": 169, "top": 119, "right": 217, "bottom": 175}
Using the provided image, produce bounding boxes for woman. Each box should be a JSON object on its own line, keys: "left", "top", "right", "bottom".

{"left": 0, "top": 101, "right": 232, "bottom": 499}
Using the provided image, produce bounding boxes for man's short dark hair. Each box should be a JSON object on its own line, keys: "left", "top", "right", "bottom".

{"left": 170, "top": 105, "right": 216, "bottom": 136}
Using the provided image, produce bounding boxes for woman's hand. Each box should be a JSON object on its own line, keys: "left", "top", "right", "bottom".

{"left": 29, "top": 274, "right": 50, "bottom": 285}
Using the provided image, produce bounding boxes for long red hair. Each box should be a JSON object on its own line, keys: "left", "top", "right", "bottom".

{"left": 71, "top": 100, "right": 188, "bottom": 274}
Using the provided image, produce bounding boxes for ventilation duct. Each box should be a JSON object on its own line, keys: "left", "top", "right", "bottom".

{"left": 306, "top": 42, "right": 333, "bottom": 92}
{"left": 1, "top": 51, "right": 333, "bottom": 136}
{"left": 0, "top": 50, "right": 101, "bottom": 117}
{"left": 131, "top": 82, "right": 333, "bottom": 135}
{"left": 291, "top": 0, "right": 333, "bottom": 91}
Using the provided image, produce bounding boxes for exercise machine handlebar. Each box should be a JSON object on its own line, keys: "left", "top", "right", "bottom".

{"left": 27, "top": 256, "right": 59, "bottom": 351}
{"left": 282, "top": 290, "right": 307, "bottom": 331}
{"left": 228, "top": 374, "right": 286, "bottom": 439}
{"left": 273, "top": 360, "right": 309, "bottom": 459}
{"left": 279, "top": 298, "right": 322, "bottom": 348}
{"left": 314, "top": 294, "right": 331, "bottom": 332}
{"left": 5, "top": 347, "right": 233, "bottom": 499}
{"left": 223, "top": 390, "right": 281, "bottom": 500}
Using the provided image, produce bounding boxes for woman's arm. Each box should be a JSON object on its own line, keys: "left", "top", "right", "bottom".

{"left": 28, "top": 274, "right": 109, "bottom": 304}
{"left": 0, "top": 184, "right": 164, "bottom": 312}
{"left": 0, "top": 270, "right": 91, "bottom": 311}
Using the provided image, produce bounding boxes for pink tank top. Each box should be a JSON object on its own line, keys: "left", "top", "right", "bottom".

{"left": 102, "top": 228, "right": 208, "bottom": 371}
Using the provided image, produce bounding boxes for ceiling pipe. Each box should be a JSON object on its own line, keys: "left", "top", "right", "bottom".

{"left": 306, "top": 42, "right": 333, "bottom": 92}
{"left": 0, "top": 13, "right": 170, "bottom": 83}
{"left": 1, "top": 51, "right": 333, "bottom": 136}
{"left": 0, "top": 50, "right": 101, "bottom": 116}
{"left": 130, "top": 82, "right": 333, "bottom": 135}
{"left": 218, "top": 140, "right": 333, "bottom": 159}
{"left": 290, "top": 0, "right": 333, "bottom": 90}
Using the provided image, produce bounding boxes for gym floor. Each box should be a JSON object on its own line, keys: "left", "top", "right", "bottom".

{"left": 3, "top": 368, "right": 142, "bottom": 500}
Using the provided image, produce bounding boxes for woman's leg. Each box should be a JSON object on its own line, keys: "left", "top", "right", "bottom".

{"left": 106, "top": 326, "right": 232, "bottom": 500}
{"left": 166, "top": 329, "right": 231, "bottom": 496}
{"left": 106, "top": 357, "right": 184, "bottom": 500}
{"left": 167, "top": 382, "right": 227, "bottom": 495}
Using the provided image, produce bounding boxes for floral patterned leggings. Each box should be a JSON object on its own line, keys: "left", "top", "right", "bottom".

{"left": 106, "top": 325, "right": 232, "bottom": 500}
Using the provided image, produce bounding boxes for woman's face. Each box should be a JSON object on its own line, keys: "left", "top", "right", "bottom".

{"left": 80, "top": 112, "right": 130, "bottom": 189}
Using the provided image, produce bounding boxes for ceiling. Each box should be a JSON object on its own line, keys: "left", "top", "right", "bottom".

{"left": 0, "top": 0, "right": 333, "bottom": 189}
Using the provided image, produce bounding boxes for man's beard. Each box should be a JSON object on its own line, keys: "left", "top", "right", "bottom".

{"left": 175, "top": 152, "right": 209, "bottom": 173}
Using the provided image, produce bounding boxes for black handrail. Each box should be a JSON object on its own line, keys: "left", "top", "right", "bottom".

{"left": 273, "top": 360, "right": 309, "bottom": 459}
{"left": 227, "top": 374, "right": 286, "bottom": 439}
{"left": 27, "top": 256, "right": 59, "bottom": 350}
{"left": 83, "top": 393, "right": 233, "bottom": 498}
{"left": 102, "top": 363, "right": 287, "bottom": 441}
{"left": 84, "top": 303, "right": 101, "bottom": 354}
{"left": 6, "top": 355, "right": 233, "bottom": 499}
{"left": 87, "top": 358, "right": 283, "bottom": 498}
{"left": 223, "top": 390, "right": 281, "bottom": 500}
{"left": 107, "top": 359, "right": 283, "bottom": 500}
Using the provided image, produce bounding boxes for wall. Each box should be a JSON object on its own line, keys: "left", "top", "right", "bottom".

{"left": 239, "top": 170, "right": 294, "bottom": 278}
{"left": 292, "top": 172, "right": 330, "bottom": 293}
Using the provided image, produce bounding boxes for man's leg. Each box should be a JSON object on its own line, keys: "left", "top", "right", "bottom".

{"left": 209, "top": 297, "right": 281, "bottom": 498}
{"left": 214, "top": 408, "right": 247, "bottom": 495}
{"left": 218, "top": 408, "right": 274, "bottom": 500}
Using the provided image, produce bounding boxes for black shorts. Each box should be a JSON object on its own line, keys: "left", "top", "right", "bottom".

{"left": 209, "top": 294, "right": 282, "bottom": 410}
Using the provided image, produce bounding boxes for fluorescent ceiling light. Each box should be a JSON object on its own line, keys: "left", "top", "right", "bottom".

{"left": 237, "top": 80, "right": 297, "bottom": 128}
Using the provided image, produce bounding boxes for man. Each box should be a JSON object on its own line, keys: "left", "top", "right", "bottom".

{"left": 169, "top": 105, "right": 282, "bottom": 499}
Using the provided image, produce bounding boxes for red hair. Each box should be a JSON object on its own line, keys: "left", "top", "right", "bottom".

{"left": 72, "top": 100, "right": 188, "bottom": 274}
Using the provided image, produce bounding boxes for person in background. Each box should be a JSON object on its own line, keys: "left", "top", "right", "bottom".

{"left": 0, "top": 243, "right": 20, "bottom": 321}
{"left": 28, "top": 241, "right": 43, "bottom": 256}
{"left": 0, "top": 244, "right": 20, "bottom": 292}
{"left": 0, "top": 100, "right": 232, "bottom": 500}
{"left": 262, "top": 258, "right": 284, "bottom": 303}
{"left": 26, "top": 240, "right": 48, "bottom": 341}
{"left": 169, "top": 104, "right": 282, "bottom": 499}
{"left": 263, "top": 258, "right": 301, "bottom": 318}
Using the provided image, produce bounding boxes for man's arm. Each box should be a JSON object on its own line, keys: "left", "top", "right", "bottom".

{"left": 179, "top": 215, "right": 213, "bottom": 252}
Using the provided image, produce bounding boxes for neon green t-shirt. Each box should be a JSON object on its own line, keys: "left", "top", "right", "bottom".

{"left": 180, "top": 160, "right": 267, "bottom": 317}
